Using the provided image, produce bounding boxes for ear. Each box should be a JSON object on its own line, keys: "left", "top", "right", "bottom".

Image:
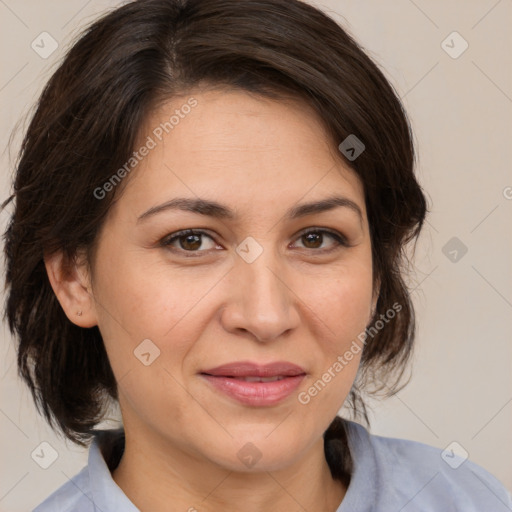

{"left": 44, "top": 248, "right": 98, "bottom": 328}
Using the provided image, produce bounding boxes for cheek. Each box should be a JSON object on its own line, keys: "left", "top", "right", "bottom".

{"left": 91, "top": 255, "right": 201, "bottom": 427}
{"left": 92, "top": 247, "right": 190, "bottom": 337}
{"left": 91, "top": 248, "right": 224, "bottom": 385}
{"left": 296, "top": 268, "right": 372, "bottom": 411}
{"left": 303, "top": 260, "right": 374, "bottom": 348}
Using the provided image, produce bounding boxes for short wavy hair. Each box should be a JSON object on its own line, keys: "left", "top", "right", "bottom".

{"left": 2, "top": 0, "right": 426, "bottom": 453}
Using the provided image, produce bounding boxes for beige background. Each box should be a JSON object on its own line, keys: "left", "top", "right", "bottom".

{"left": 1, "top": 0, "right": 511, "bottom": 510}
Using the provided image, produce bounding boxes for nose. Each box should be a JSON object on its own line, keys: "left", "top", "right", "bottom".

{"left": 220, "top": 246, "right": 300, "bottom": 343}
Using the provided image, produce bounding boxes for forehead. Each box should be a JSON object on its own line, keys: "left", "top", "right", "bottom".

{"left": 114, "top": 88, "right": 366, "bottom": 221}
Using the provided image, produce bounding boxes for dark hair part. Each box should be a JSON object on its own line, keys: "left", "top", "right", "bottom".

{"left": 2, "top": 0, "right": 426, "bottom": 482}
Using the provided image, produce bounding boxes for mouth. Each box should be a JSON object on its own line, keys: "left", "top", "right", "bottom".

{"left": 199, "top": 361, "right": 306, "bottom": 406}
{"left": 212, "top": 375, "right": 287, "bottom": 382}
{"left": 201, "top": 360, "right": 306, "bottom": 378}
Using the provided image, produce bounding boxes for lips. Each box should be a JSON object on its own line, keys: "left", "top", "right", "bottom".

{"left": 200, "top": 361, "right": 306, "bottom": 406}
{"left": 201, "top": 361, "right": 306, "bottom": 378}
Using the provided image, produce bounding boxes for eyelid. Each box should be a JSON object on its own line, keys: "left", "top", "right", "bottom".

{"left": 293, "top": 227, "right": 350, "bottom": 249}
{"left": 159, "top": 228, "right": 220, "bottom": 255}
{"left": 160, "top": 226, "right": 350, "bottom": 256}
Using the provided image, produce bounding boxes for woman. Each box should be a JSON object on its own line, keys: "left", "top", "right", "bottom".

{"left": 2, "top": 0, "right": 510, "bottom": 510}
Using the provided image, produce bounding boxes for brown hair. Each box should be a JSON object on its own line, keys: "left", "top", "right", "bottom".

{"left": 2, "top": 0, "right": 426, "bottom": 482}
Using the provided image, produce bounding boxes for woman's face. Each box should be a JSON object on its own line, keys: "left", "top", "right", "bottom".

{"left": 86, "top": 88, "right": 375, "bottom": 471}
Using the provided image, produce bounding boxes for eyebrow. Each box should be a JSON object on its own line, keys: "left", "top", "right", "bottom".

{"left": 137, "top": 195, "right": 363, "bottom": 224}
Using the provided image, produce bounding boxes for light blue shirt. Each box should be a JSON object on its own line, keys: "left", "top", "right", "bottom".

{"left": 33, "top": 419, "right": 512, "bottom": 511}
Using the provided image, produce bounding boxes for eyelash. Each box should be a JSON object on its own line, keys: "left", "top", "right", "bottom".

{"left": 159, "top": 227, "right": 350, "bottom": 257}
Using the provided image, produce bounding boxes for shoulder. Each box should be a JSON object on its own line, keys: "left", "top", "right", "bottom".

{"left": 345, "top": 420, "right": 512, "bottom": 511}
{"left": 32, "top": 429, "right": 130, "bottom": 512}
{"left": 32, "top": 465, "right": 94, "bottom": 512}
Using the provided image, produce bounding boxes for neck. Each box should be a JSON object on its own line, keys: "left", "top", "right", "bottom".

{"left": 111, "top": 427, "right": 347, "bottom": 512}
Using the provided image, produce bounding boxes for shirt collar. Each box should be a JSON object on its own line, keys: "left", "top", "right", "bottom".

{"left": 335, "top": 420, "right": 378, "bottom": 512}
{"left": 87, "top": 419, "right": 374, "bottom": 512}
{"left": 88, "top": 431, "right": 140, "bottom": 511}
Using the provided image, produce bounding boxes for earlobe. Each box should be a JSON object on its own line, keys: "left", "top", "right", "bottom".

{"left": 43, "top": 249, "right": 98, "bottom": 328}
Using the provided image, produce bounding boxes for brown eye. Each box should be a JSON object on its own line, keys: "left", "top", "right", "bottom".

{"left": 293, "top": 228, "right": 349, "bottom": 252}
{"left": 302, "top": 232, "right": 323, "bottom": 249}
{"left": 161, "top": 229, "right": 218, "bottom": 254}
{"left": 178, "top": 233, "right": 202, "bottom": 251}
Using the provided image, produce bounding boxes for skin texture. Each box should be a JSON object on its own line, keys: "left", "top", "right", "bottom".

{"left": 45, "top": 88, "right": 378, "bottom": 512}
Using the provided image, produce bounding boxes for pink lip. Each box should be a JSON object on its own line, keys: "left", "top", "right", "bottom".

{"left": 202, "top": 361, "right": 306, "bottom": 377}
{"left": 200, "top": 361, "right": 306, "bottom": 406}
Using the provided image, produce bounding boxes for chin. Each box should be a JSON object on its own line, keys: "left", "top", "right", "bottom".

{"left": 203, "top": 428, "right": 312, "bottom": 474}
